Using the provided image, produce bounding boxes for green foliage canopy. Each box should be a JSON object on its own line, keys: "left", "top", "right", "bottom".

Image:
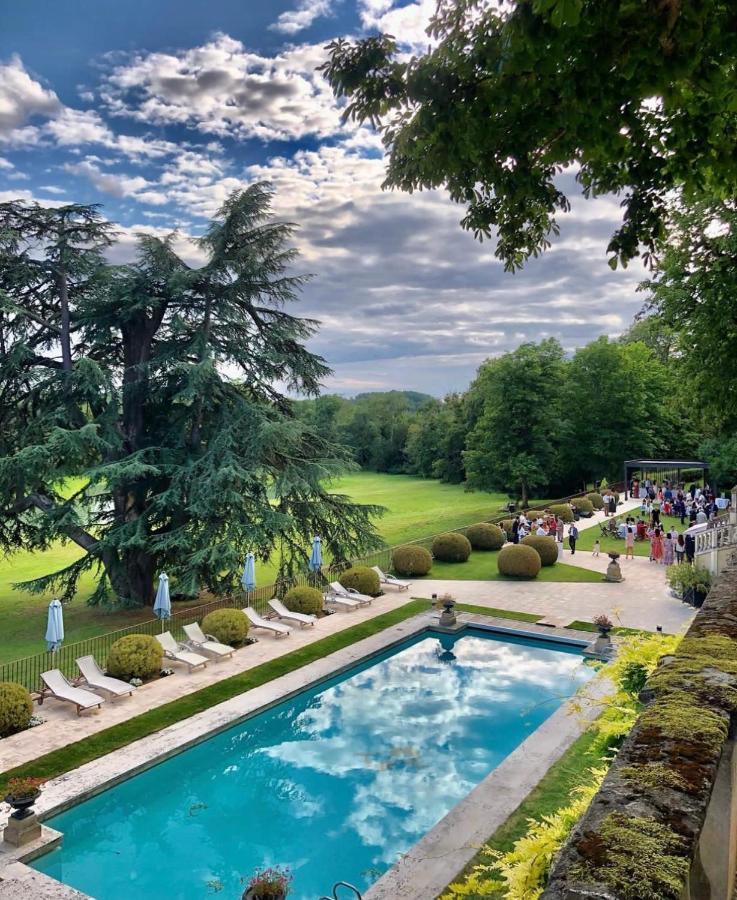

{"left": 0, "top": 186, "right": 382, "bottom": 607}
{"left": 322, "top": 0, "right": 737, "bottom": 270}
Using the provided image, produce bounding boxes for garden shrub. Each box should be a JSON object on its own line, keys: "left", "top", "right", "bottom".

{"left": 201, "top": 609, "right": 249, "bottom": 646}
{"left": 0, "top": 682, "right": 33, "bottom": 737}
{"left": 392, "top": 545, "right": 432, "bottom": 576}
{"left": 587, "top": 492, "right": 604, "bottom": 510}
{"left": 339, "top": 565, "right": 381, "bottom": 596}
{"left": 106, "top": 634, "right": 163, "bottom": 680}
{"left": 283, "top": 585, "right": 324, "bottom": 616}
{"left": 572, "top": 497, "right": 594, "bottom": 517}
{"left": 465, "top": 523, "right": 505, "bottom": 551}
{"left": 432, "top": 532, "right": 472, "bottom": 562}
{"left": 500, "top": 518, "right": 514, "bottom": 537}
{"left": 497, "top": 544, "right": 541, "bottom": 578}
{"left": 521, "top": 534, "right": 558, "bottom": 566}
{"left": 549, "top": 503, "right": 574, "bottom": 523}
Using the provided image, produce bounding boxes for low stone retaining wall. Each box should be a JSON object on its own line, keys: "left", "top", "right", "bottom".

{"left": 543, "top": 560, "right": 737, "bottom": 900}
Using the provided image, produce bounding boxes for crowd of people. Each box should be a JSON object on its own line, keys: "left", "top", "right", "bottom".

{"left": 506, "top": 511, "right": 580, "bottom": 554}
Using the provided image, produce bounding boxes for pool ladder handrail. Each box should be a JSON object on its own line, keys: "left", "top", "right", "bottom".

{"left": 319, "top": 880, "right": 363, "bottom": 899}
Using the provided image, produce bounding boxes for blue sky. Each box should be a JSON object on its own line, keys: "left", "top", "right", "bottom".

{"left": 0, "top": 0, "right": 644, "bottom": 395}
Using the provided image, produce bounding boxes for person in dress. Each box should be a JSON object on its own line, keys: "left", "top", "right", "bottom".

{"left": 650, "top": 526, "right": 664, "bottom": 564}
{"left": 675, "top": 533, "right": 686, "bottom": 563}
{"left": 662, "top": 530, "right": 674, "bottom": 565}
{"left": 556, "top": 516, "right": 564, "bottom": 543}
{"left": 593, "top": 539, "right": 600, "bottom": 557}
{"left": 625, "top": 525, "right": 635, "bottom": 560}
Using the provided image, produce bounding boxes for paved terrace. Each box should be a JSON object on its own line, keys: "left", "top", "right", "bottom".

{"left": 0, "top": 496, "right": 693, "bottom": 777}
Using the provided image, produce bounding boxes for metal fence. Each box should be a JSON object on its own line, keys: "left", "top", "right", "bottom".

{"left": 0, "top": 484, "right": 621, "bottom": 693}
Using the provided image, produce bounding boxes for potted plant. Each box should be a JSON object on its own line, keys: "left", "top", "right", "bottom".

{"left": 685, "top": 566, "right": 712, "bottom": 608}
{"left": 593, "top": 614, "right": 613, "bottom": 637}
{"left": 5, "top": 776, "right": 44, "bottom": 820}
{"left": 242, "top": 866, "right": 293, "bottom": 900}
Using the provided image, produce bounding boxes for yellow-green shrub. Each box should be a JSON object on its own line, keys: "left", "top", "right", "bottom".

{"left": 549, "top": 503, "right": 574, "bottom": 523}
{"left": 497, "top": 544, "right": 541, "bottom": 578}
{"left": 392, "top": 545, "right": 432, "bottom": 576}
{"left": 465, "top": 523, "right": 505, "bottom": 551}
{"left": 521, "top": 534, "right": 558, "bottom": 566}
{"left": 432, "top": 532, "right": 472, "bottom": 562}
{"left": 573, "top": 497, "right": 594, "bottom": 517}
{"left": 339, "top": 565, "right": 381, "bottom": 596}
{"left": 106, "top": 634, "right": 163, "bottom": 680}
{"left": 201, "top": 609, "right": 249, "bottom": 646}
{"left": 0, "top": 682, "right": 33, "bottom": 737}
{"left": 283, "top": 585, "right": 323, "bottom": 615}
{"left": 587, "top": 492, "right": 604, "bottom": 509}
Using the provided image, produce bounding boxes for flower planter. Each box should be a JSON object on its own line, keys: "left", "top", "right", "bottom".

{"left": 5, "top": 789, "right": 40, "bottom": 820}
{"left": 242, "top": 890, "right": 286, "bottom": 900}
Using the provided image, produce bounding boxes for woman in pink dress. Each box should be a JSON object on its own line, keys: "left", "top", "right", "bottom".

{"left": 625, "top": 525, "right": 635, "bottom": 560}
{"left": 662, "top": 531, "right": 674, "bottom": 565}
{"left": 651, "top": 527, "right": 664, "bottom": 564}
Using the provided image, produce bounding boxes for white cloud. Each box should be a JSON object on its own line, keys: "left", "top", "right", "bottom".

{"left": 100, "top": 33, "right": 347, "bottom": 142}
{"left": 270, "top": 0, "right": 335, "bottom": 34}
{"left": 0, "top": 156, "right": 14, "bottom": 170}
{"left": 0, "top": 56, "right": 61, "bottom": 138}
{"left": 64, "top": 159, "right": 168, "bottom": 205}
{"left": 358, "top": 0, "right": 436, "bottom": 50}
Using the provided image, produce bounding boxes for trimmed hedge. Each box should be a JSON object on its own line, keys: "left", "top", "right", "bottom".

{"left": 392, "top": 545, "right": 433, "bottom": 576}
{"left": 201, "top": 609, "right": 249, "bottom": 646}
{"left": 0, "top": 682, "right": 33, "bottom": 738}
{"left": 432, "top": 532, "right": 472, "bottom": 562}
{"left": 587, "top": 492, "right": 604, "bottom": 510}
{"left": 549, "top": 503, "right": 574, "bottom": 523}
{"left": 572, "top": 497, "right": 595, "bottom": 517}
{"left": 465, "top": 523, "right": 506, "bottom": 551}
{"left": 106, "top": 634, "right": 163, "bottom": 680}
{"left": 283, "top": 585, "right": 324, "bottom": 616}
{"left": 521, "top": 534, "right": 559, "bottom": 566}
{"left": 500, "top": 518, "right": 515, "bottom": 537}
{"left": 497, "top": 544, "right": 542, "bottom": 578}
{"left": 339, "top": 565, "right": 381, "bottom": 596}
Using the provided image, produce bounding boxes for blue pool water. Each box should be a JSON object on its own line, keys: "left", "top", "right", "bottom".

{"left": 33, "top": 629, "right": 592, "bottom": 899}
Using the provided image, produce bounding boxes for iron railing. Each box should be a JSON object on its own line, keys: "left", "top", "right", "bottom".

{"left": 0, "top": 484, "right": 622, "bottom": 693}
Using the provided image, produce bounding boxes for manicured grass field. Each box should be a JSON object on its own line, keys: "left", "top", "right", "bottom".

{"left": 418, "top": 554, "right": 603, "bottom": 583}
{"left": 0, "top": 473, "right": 525, "bottom": 664}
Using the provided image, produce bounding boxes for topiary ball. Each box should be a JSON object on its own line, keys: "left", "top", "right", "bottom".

{"left": 0, "top": 682, "right": 33, "bottom": 737}
{"left": 202, "top": 609, "right": 249, "bottom": 646}
{"left": 572, "top": 497, "right": 594, "bottom": 517}
{"left": 431, "top": 532, "right": 472, "bottom": 562}
{"left": 339, "top": 565, "right": 381, "bottom": 596}
{"left": 392, "top": 545, "right": 432, "bottom": 576}
{"left": 106, "top": 634, "right": 163, "bottom": 680}
{"left": 465, "top": 523, "right": 505, "bottom": 551}
{"left": 283, "top": 585, "right": 324, "bottom": 616}
{"left": 499, "top": 519, "right": 515, "bottom": 536}
{"left": 521, "top": 534, "right": 558, "bottom": 566}
{"left": 497, "top": 544, "right": 542, "bottom": 578}
{"left": 587, "top": 492, "right": 604, "bottom": 510}
{"left": 549, "top": 503, "right": 574, "bottom": 523}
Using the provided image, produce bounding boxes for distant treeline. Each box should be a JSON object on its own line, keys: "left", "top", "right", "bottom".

{"left": 296, "top": 322, "right": 734, "bottom": 502}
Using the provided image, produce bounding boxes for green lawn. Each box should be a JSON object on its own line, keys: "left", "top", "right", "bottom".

{"left": 424, "top": 554, "right": 603, "bottom": 583}
{"left": 0, "top": 473, "right": 522, "bottom": 664}
{"left": 575, "top": 510, "right": 685, "bottom": 556}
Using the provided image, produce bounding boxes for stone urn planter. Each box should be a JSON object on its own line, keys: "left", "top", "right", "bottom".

{"left": 5, "top": 789, "right": 40, "bottom": 820}
{"left": 604, "top": 552, "right": 624, "bottom": 583}
{"left": 3, "top": 778, "right": 43, "bottom": 847}
{"left": 241, "top": 866, "right": 291, "bottom": 900}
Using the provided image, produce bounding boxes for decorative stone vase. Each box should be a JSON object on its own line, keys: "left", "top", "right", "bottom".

{"left": 596, "top": 623, "right": 613, "bottom": 639}
{"left": 5, "top": 789, "right": 40, "bottom": 820}
{"left": 605, "top": 552, "right": 624, "bottom": 583}
{"left": 242, "top": 890, "right": 287, "bottom": 900}
{"left": 439, "top": 597, "right": 457, "bottom": 627}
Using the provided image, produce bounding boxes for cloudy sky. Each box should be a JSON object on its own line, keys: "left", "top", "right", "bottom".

{"left": 1, "top": 0, "right": 645, "bottom": 396}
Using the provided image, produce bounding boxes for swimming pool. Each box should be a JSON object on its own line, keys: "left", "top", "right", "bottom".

{"left": 33, "top": 628, "right": 593, "bottom": 899}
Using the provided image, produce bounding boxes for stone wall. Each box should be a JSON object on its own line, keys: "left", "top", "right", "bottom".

{"left": 542, "top": 560, "right": 737, "bottom": 900}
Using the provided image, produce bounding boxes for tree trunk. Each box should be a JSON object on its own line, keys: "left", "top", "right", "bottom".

{"left": 520, "top": 480, "right": 529, "bottom": 507}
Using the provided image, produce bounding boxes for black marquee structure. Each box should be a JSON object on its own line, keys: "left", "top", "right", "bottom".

{"left": 623, "top": 458, "right": 710, "bottom": 499}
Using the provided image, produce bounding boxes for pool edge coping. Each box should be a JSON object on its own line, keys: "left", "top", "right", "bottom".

{"left": 0, "top": 613, "right": 604, "bottom": 898}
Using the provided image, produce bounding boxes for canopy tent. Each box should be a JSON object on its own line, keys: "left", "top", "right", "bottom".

{"left": 623, "top": 459, "right": 710, "bottom": 499}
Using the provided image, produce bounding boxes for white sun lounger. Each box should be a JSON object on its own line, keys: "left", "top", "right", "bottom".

{"left": 156, "top": 632, "right": 209, "bottom": 672}
{"left": 323, "top": 590, "right": 361, "bottom": 611}
{"left": 243, "top": 606, "right": 291, "bottom": 637}
{"left": 76, "top": 656, "right": 134, "bottom": 698}
{"left": 372, "top": 565, "right": 412, "bottom": 592}
{"left": 40, "top": 669, "right": 105, "bottom": 715}
{"left": 268, "top": 598, "right": 317, "bottom": 628}
{"left": 329, "top": 581, "right": 373, "bottom": 606}
{"left": 183, "top": 622, "right": 235, "bottom": 660}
